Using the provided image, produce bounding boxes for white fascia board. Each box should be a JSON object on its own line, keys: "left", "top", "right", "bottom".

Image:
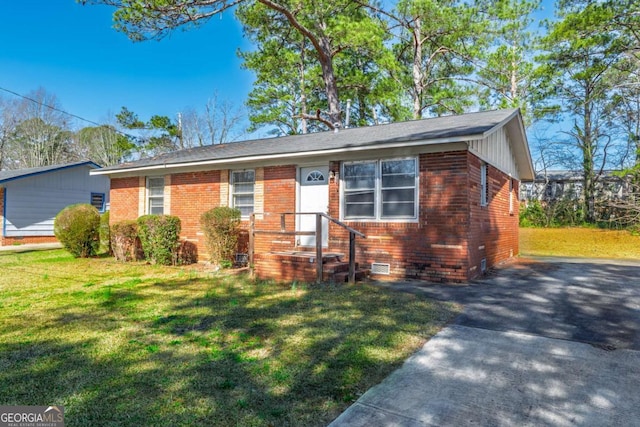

{"left": 89, "top": 134, "right": 483, "bottom": 177}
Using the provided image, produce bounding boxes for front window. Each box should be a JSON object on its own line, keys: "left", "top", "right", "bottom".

{"left": 343, "top": 158, "right": 417, "bottom": 221}
{"left": 231, "top": 170, "right": 255, "bottom": 216}
{"left": 147, "top": 177, "right": 164, "bottom": 215}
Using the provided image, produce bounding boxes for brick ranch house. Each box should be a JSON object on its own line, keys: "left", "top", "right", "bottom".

{"left": 92, "top": 109, "right": 534, "bottom": 282}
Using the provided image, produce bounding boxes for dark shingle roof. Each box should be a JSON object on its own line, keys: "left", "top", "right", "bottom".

{"left": 0, "top": 161, "right": 101, "bottom": 184}
{"left": 100, "top": 109, "right": 519, "bottom": 172}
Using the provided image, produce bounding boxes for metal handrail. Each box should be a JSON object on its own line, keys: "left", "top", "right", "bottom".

{"left": 249, "top": 212, "right": 365, "bottom": 283}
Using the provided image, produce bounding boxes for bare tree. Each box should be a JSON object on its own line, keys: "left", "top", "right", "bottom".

{"left": 0, "top": 96, "right": 20, "bottom": 170}
{"left": 3, "top": 88, "right": 76, "bottom": 169}
{"left": 180, "top": 94, "right": 244, "bottom": 147}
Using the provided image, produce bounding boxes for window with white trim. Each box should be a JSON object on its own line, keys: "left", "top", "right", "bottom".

{"left": 305, "top": 170, "right": 326, "bottom": 184}
{"left": 91, "top": 193, "right": 105, "bottom": 212}
{"left": 231, "top": 170, "right": 255, "bottom": 217}
{"left": 343, "top": 158, "right": 418, "bottom": 220}
{"left": 147, "top": 177, "right": 165, "bottom": 215}
{"left": 480, "top": 163, "right": 488, "bottom": 206}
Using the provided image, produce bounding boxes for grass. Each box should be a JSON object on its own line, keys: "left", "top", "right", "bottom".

{"left": 0, "top": 249, "right": 459, "bottom": 426}
{"left": 520, "top": 227, "right": 640, "bottom": 259}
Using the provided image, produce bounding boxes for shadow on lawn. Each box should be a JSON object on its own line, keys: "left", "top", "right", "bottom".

{"left": 0, "top": 274, "right": 456, "bottom": 426}
{"left": 0, "top": 338, "right": 165, "bottom": 425}
{"left": 9, "top": 255, "right": 640, "bottom": 426}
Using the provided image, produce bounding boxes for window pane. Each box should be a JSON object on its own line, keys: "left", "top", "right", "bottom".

{"left": 148, "top": 177, "right": 164, "bottom": 187}
{"left": 382, "top": 173, "right": 415, "bottom": 188}
{"left": 232, "top": 170, "right": 255, "bottom": 215}
{"left": 233, "top": 195, "right": 254, "bottom": 206}
{"left": 344, "top": 163, "right": 375, "bottom": 190}
{"left": 345, "top": 191, "right": 374, "bottom": 204}
{"left": 237, "top": 206, "right": 254, "bottom": 217}
{"left": 382, "top": 188, "right": 415, "bottom": 203}
{"left": 345, "top": 203, "right": 375, "bottom": 218}
{"left": 382, "top": 202, "right": 415, "bottom": 218}
{"left": 306, "top": 170, "right": 325, "bottom": 182}
{"left": 149, "top": 198, "right": 164, "bottom": 215}
{"left": 382, "top": 159, "right": 416, "bottom": 188}
{"left": 232, "top": 171, "right": 254, "bottom": 184}
{"left": 233, "top": 183, "right": 254, "bottom": 194}
{"left": 382, "top": 159, "right": 415, "bottom": 175}
{"left": 149, "top": 186, "right": 163, "bottom": 196}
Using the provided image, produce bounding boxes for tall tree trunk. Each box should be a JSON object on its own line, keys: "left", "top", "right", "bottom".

{"left": 510, "top": 43, "right": 518, "bottom": 102}
{"left": 412, "top": 17, "right": 424, "bottom": 119}
{"left": 259, "top": 0, "right": 342, "bottom": 129}
{"left": 299, "top": 40, "right": 308, "bottom": 134}
{"left": 317, "top": 36, "right": 342, "bottom": 127}
{"left": 582, "top": 90, "right": 596, "bottom": 223}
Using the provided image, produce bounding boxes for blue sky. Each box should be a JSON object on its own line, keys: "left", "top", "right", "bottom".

{"left": 1, "top": 1, "right": 556, "bottom": 134}
{"left": 1, "top": 1, "right": 254, "bottom": 127}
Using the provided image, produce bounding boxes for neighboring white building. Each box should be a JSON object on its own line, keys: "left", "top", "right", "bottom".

{"left": 521, "top": 170, "right": 629, "bottom": 202}
{"left": 0, "top": 161, "right": 109, "bottom": 246}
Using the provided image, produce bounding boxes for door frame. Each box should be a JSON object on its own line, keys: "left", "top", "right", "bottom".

{"left": 296, "top": 164, "right": 330, "bottom": 248}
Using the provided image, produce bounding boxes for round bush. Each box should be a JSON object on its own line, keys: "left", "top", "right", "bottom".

{"left": 137, "top": 215, "right": 181, "bottom": 265}
{"left": 54, "top": 204, "right": 101, "bottom": 258}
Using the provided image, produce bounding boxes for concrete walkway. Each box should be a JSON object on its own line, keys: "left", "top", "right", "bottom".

{"left": 330, "top": 257, "right": 640, "bottom": 426}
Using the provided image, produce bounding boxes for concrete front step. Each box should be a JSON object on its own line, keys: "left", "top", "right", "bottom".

{"left": 328, "top": 269, "right": 371, "bottom": 283}
{"left": 322, "top": 261, "right": 370, "bottom": 283}
{"left": 254, "top": 251, "right": 369, "bottom": 283}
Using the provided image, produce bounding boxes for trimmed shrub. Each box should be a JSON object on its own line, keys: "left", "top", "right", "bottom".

{"left": 54, "top": 204, "right": 100, "bottom": 258}
{"left": 200, "top": 207, "right": 241, "bottom": 267}
{"left": 111, "top": 220, "right": 142, "bottom": 262}
{"left": 137, "top": 215, "right": 181, "bottom": 265}
{"left": 99, "top": 211, "right": 111, "bottom": 254}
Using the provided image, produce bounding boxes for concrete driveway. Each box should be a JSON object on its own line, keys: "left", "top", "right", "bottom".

{"left": 330, "top": 257, "right": 640, "bottom": 426}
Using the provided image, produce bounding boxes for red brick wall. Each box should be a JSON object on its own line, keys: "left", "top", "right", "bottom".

{"left": 2, "top": 235, "right": 59, "bottom": 246}
{"left": 110, "top": 177, "right": 140, "bottom": 224}
{"left": 252, "top": 165, "right": 298, "bottom": 276}
{"left": 467, "top": 155, "right": 520, "bottom": 278}
{"left": 107, "top": 155, "right": 520, "bottom": 281}
{"left": 328, "top": 152, "right": 471, "bottom": 282}
{"left": 170, "top": 171, "right": 220, "bottom": 259}
{"left": 327, "top": 151, "right": 519, "bottom": 282}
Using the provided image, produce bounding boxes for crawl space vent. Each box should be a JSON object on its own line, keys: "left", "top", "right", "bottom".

{"left": 480, "top": 258, "right": 487, "bottom": 273}
{"left": 371, "top": 263, "right": 391, "bottom": 275}
{"left": 236, "top": 253, "right": 249, "bottom": 266}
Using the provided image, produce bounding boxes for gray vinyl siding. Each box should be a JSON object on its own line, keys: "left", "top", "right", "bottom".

{"left": 3, "top": 166, "right": 110, "bottom": 237}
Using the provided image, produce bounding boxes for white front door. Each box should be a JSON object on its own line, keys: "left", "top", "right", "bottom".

{"left": 298, "top": 166, "right": 329, "bottom": 247}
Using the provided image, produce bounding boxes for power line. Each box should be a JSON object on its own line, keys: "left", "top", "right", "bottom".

{"left": 0, "top": 86, "right": 105, "bottom": 128}
{"left": 0, "top": 85, "right": 141, "bottom": 141}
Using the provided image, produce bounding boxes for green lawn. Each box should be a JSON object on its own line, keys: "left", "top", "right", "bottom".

{"left": 520, "top": 227, "right": 640, "bottom": 259}
{"left": 0, "top": 249, "right": 458, "bottom": 426}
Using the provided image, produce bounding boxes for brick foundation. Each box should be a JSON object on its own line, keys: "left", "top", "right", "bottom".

{"left": 2, "top": 235, "right": 59, "bottom": 246}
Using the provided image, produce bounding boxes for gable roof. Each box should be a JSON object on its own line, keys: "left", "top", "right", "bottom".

{"left": 0, "top": 161, "right": 102, "bottom": 185}
{"left": 93, "top": 109, "right": 534, "bottom": 180}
